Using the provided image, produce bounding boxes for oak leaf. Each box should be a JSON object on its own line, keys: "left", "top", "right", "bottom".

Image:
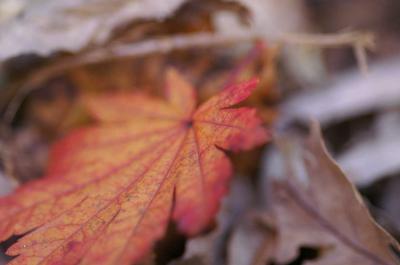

{"left": 0, "top": 69, "right": 268, "bottom": 265}
{"left": 269, "top": 122, "right": 400, "bottom": 265}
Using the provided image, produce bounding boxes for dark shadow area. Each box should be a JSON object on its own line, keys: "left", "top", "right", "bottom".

{"left": 269, "top": 246, "right": 321, "bottom": 265}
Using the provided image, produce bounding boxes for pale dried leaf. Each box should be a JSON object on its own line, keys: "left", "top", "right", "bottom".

{"left": 338, "top": 112, "right": 400, "bottom": 186}
{"left": 269, "top": 122, "right": 400, "bottom": 265}
{"left": 227, "top": 214, "right": 274, "bottom": 265}
{"left": 0, "top": 0, "right": 187, "bottom": 60}
{"left": 283, "top": 59, "right": 400, "bottom": 124}
{"left": 177, "top": 177, "right": 256, "bottom": 265}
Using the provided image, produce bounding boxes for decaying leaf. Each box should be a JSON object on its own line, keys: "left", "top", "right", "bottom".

{"left": 337, "top": 112, "right": 400, "bottom": 187}
{"left": 0, "top": 0, "right": 187, "bottom": 60}
{"left": 269, "top": 123, "right": 400, "bottom": 265}
{"left": 177, "top": 177, "right": 256, "bottom": 265}
{"left": 282, "top": 59, "right": 400, "bottom": 125}
{"left": 0, "top": 69, "right": 268, "bottom": 265}
{"left": 227, "top": 213, "right": 274, "bottom": 265}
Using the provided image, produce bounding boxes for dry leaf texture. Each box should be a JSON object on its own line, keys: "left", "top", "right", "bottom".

{"left": 270, "top": 123, "right": 400, "bottom": 265}
{"left": 0, "top": 69, "right": 268, "bottom": 265}
{"left": 0, "top": 0, "right": 187, "bottom": 60}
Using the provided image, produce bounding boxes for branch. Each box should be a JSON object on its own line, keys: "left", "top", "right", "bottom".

{"left": 2, "top": 31, "right": 374, "bottom": 124}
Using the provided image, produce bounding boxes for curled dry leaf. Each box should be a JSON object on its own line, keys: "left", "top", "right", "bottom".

{"left": 269, "top": 122, "right": 400, "bottom": 265}
{"left": 282, "top": 59, "right": 400, "bottom": 125}
{"left": 0, "top": 69, "right": 268, "bottom": 265}
{"left": 0, "top": 0, "right": 187, "bottom": 60}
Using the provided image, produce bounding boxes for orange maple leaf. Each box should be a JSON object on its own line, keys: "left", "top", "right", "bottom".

{"left": 0, "top": 69, "right": 268, "bottom": 265}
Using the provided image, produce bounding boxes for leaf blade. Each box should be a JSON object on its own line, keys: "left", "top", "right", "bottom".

{"left": 270, "top": 122, "right": 399, "bottom": 265}
{"left": 0, "top": 70, "right": 268, "bottom": 265}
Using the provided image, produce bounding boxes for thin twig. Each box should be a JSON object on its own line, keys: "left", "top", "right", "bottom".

{"left": 277, "top": 31, "right": 374, "bottom": 48}
{"left": 65, "top": 31, "right": 376, "bottom": 68}
{"left": 3, "top": 31, "right": 374, "bottom": 124}
{"left": 354, "top": 42, "right": 369, "bottom": 75}
{"left": 277, "top": 31, "right": 375, "bottom": 74}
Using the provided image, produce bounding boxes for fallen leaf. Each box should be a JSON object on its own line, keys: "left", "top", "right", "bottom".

{"left": 179, "top": 177, "right": 256, "bottom": 265}
{"left": 337, "top": 112, "right": 400, "bottom": 186}
{"left": 228, "top": 213, "right": 274, "bottom": 265}
{"left": 0, "top": 69, "right": 268, "bottom": 265}
{"left": 1, "top": 127, "right": 49, "bottom": 182}
{"left": 268, "top": 122, "right": 400, "bottom": 265}
{"left": 0, "top": 0, "right": 187, "bottom": 60}
{"left": 380, "top": 176, "right": 400, "bottom": 238}
{"left": 282, "top": 59, "right": 400, "bottom": 125}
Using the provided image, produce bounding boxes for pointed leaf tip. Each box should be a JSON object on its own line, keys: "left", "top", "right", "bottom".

{"left": 0, "top": 69, "right": 268, "bottom": 265}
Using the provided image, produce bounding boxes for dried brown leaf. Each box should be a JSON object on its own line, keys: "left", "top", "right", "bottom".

{"left": 269, "top": 122, "right": 400, "bottom": 265}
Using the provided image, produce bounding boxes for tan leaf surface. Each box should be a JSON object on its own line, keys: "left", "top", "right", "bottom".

{"left": 270, "top": 123, "right": 400, "bottom": 265}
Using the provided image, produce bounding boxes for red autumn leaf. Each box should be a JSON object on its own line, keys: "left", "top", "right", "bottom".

{"left": 0, "top": 69, "right": 268, "bottom": 265}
